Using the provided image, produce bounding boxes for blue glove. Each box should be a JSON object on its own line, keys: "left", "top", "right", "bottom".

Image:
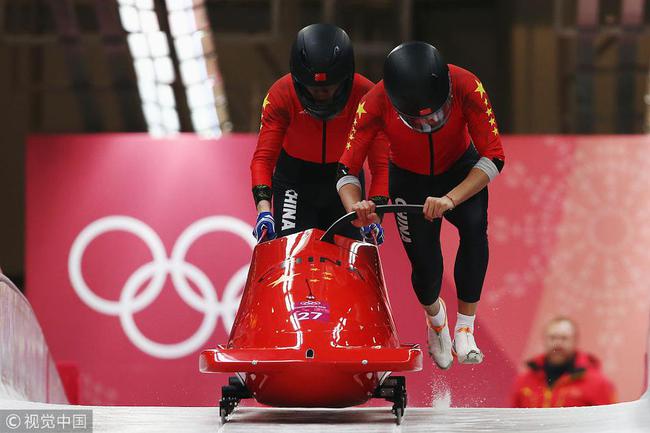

{"left": 253, "top": 211, "right": 276, "bottom": 242}
{"left": 360, "top": 223, "right": 384, "bottom": 245}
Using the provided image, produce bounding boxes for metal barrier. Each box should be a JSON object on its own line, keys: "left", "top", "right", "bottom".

{"left": 0, "top": 274, "right": 68, "bottom": 403}
{"left": 644, "top": 311, "right": 650, "bottom": 400}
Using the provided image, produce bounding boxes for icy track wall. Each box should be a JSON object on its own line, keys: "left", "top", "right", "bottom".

{"left": 645, "top": 316, "right": 650, "bottom": 400}
{"left": 0, "top": 273, "right": 68, "bottom": 403}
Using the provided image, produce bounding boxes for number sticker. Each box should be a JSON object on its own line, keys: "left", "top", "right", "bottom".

{"left": 292, "top": 301, "right": 330, "bottom": 322}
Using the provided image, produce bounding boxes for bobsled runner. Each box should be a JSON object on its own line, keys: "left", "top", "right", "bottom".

{"left": 200, "top": 205, "right": 425, "bottom": 424}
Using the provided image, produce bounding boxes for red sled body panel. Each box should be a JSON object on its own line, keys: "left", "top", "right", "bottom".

{"left": 200, "top": 229, "right": 423, "bottom": 408}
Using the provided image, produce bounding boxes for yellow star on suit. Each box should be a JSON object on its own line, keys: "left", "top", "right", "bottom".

{"left": 356, "top": 101, "right": 367, "bottom": 119}
{"left": 474, "top": 80, "right": 486, "bottom": 98}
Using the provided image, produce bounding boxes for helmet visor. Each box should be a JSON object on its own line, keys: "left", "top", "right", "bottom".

{"left": 397, "top": 94, "right": 453, "bottom": 133}
{"left": 294, "top": 77, "right": 351, "bottom": 120}
{"left": 305, "top": 83, "right": 342, "bottom": 104}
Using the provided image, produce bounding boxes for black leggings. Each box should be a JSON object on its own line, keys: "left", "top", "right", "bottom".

{"left": 272, "top": 150, "right": 363, "bottom": 240}
{"left": 389, "top": 146, "right": 489, "bottom": 306}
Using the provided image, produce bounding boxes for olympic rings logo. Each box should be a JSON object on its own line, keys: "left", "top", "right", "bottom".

{"left": 68, "top": 215, "right": 255, "bottom": 359}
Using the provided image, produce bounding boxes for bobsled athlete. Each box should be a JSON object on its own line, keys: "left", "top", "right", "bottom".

{"left": 250, "top": 23, "right": 389, "bottom": 243}
{"left": 337, "top": 42, "right": 505, "bottom": 369}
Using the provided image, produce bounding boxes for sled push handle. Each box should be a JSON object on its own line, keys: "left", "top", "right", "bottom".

{"left": 320, "top": 204, "right": 424, "bottom": 244}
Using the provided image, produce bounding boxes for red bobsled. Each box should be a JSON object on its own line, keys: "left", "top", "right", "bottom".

{"left": 200, "top": 205, "right": 424, "bottom": 423}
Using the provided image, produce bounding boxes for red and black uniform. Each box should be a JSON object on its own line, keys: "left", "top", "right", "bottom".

{"left": 251, "top": 73, "right": 388, "bottom": 238}
{"left": 339, "top": 65, "right": 505, "bottom": 305}
{"left": 511, "top": 352, "right": 617, "bottom": 408}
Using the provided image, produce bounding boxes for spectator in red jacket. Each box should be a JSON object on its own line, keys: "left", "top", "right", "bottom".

{"left": 511, "top": 317, "right": 616, "bottom": 408}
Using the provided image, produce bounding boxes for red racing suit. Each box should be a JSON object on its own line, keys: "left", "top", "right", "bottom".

{"left": 339, "top": 64, "right": 505, "bottom": 195}
{"left": 250, "top": 73, "right": 389, "bottom": 238}
{"left": 511, "top": 352, "right": 617, "bottom": 408}
{"left": 337, "top": 65, "right": 505, "bottom": 305}
{"left": 251, "top": 73, "right": 388, "bottom": 200}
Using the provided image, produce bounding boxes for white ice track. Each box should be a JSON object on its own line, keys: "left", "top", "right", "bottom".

{"left": 1, "top": 275, "right": 649, "bottom": 432}
{"left": 0, "top": 397, "right": 649, "bottom": 433}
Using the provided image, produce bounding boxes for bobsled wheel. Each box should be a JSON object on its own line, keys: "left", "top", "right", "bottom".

{"left": 219, "top": 399, "right": 234, "bottom": 424}
{"left": 218, "top": 376, "right": 253, "bottom": 423}
{"left": 391, "top": 391, "right": 406, "bottom": 425}
{"left": 394, "top": 406, "right": 403, "bottom": 425}
{"left": 374, "top": 375, "right": 407, "bottom": 425}
{"left": 219, "top": 407, "right": 228, "bottom": 424}
{"left": 219, "top": 389, "right": 237, "bottom": 424}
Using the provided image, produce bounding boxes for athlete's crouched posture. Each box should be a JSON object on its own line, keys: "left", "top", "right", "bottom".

{"left": 337, "top": 42, "right": 505, "bottom": 369}
{"left": 250, "top": 24, "right": 388, "bottom": 243}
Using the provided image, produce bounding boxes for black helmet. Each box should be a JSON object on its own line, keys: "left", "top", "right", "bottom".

{"left": 290, "top": 23, "right": 355, "bottom": 120}
{"left": 383, "top": 42, "right": 452, "bottom": 133}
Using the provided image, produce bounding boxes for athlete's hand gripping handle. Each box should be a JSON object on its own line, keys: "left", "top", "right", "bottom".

{"left": 360, "top": 223, "right": 385, "bottom": 245}
{"left": 322, "top": 204, "right": 424, "bottom": 243}
{"left": 350, "top": 199, "right": 381, "bottom": 227}
{"left": 253, "top": 211, "right": 276, "bottom": 242}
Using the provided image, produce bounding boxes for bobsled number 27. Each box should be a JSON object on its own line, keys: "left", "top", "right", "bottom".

{"left": 200, "top": 205, "right": 425, "bottom": 424}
